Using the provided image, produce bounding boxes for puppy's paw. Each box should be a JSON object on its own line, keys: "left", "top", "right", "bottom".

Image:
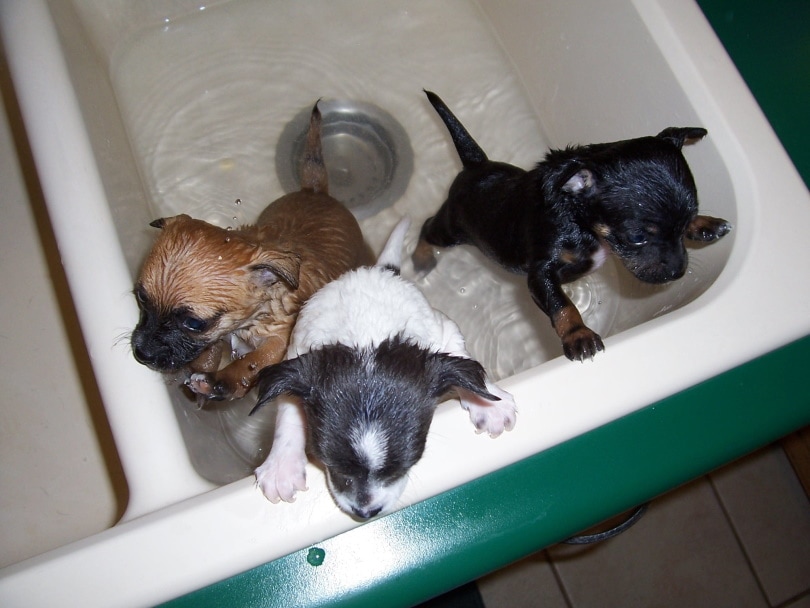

{"left": 186, "top": 373, "right": 217, "bottom": 398}
{"left": 185, "top": 372, "right": 247, "bottom": 401}
{"left": 411, "top": 240, "right": 438, "bottom": 278}
{"left": 458, "top": 385, "right": 517, "bottom": 438}
{"left": 254, "top": 449, "right": 308, "bottom": 503}
{"left": 562, "top": 328, "right": 604, "bottom": 362}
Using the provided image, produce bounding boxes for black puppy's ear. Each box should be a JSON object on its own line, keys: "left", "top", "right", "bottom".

{"left": 427, "top": 354, "right": 499, "bottom": 401}
{"left": 685, "top": 214, "right": 732, "bottom": 242}
{"left": 250, "top": 356, "right": 311, "bottom": 415}
{"left": 656, "top": 127, "right": 708, "bottom": 149}
{"left": 560, "top": 168, "right": 595, "bottom": 195}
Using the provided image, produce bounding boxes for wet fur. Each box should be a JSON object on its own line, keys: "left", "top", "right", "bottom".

{"left": 131, "top": 102, "right": 373, "bottom": 400}
{"left": 413, "top": 90, "right": 731, "bottom": 361}
{"left": 252, "top": 218, "right": 516, "bottom": 519}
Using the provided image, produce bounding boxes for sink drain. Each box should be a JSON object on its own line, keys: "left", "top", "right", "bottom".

{"left": 276, "top": 99, "right": 413, "bottom": 220}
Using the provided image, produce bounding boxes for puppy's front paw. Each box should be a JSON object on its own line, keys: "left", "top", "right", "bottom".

{"left": 185, "top": 372, "right": 247, "bottom": 401}
{"left": 186, "top": 373, "right": 217, "bottom": 398}
{"left": 254, "top": 448, "right": 308, "bottom": 503}
{"left": 562, "top": 328, "right": 604, "bottom": 362}
{"left": 411, "top": 240, "right": 438, "bottom": 278}
{"left": 458, "top": 385, "right": 517, "bottom": 438}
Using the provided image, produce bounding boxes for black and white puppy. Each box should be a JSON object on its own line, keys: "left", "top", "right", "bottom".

{"left": 413, "top": 90, "right": 732, "bottom": 361}
{"left": 251, "top": 218, "right": 516, "bottom": 520}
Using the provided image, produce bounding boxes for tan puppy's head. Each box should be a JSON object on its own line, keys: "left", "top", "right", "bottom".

{"left": 131, "top": 214, "right": 301, "bottom": 372}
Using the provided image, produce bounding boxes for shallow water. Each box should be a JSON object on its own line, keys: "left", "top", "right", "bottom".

{"left": 112, "top": 0, "right": 626, "bottom": 479}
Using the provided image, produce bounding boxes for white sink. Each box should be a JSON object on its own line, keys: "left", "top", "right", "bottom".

{"left": 1, "top": 0, "right": 809, "bottom": 605}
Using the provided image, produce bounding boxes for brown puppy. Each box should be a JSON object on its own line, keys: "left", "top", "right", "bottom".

{"left": 131, "top": 102, "right": 372, "bottom": 401}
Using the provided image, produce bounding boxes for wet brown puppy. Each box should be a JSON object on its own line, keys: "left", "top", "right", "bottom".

{"left": 131, "top": 102, "right": 372, "bottom": 400}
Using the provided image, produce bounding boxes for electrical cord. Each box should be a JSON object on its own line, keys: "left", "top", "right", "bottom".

{"left": 562, "top": 502, "right": 650, "bottom": 545}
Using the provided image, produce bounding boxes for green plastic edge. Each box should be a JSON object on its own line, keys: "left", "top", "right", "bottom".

{"left": 164, "top": 1, "right": 810, "bottom": 605}
{"left": 167, "top": 335, "right": 810, "bottom": 608}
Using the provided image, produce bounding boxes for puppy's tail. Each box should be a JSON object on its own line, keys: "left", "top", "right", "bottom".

{"left": 299, "top": 100, "right": 329, "bottom": 194}
{"left": 376, "top": 216, "right": 411, "bottom": 273}
{"left": 424, "top": 89, "right": 487, "bottom": 167}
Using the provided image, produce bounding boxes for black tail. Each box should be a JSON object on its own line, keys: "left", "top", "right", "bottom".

{"left": 424, "top": 90, "right": 487, "bottom": 167}
{"left": 299, "top": 99, "right": 329, "bottom": 194}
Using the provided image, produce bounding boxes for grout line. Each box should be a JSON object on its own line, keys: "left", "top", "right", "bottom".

{"left": 546, "top": 549, "right": 575, "bottom": 608}
{"left": 708, "top": 476, "right": 773, "bottom": 607}
{"left": 773, "top": 588, "right": 810, "bottom": 608}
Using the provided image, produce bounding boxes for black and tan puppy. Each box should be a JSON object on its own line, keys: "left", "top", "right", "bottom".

{"left": 413, "top": 90, "right": 731, "bottom": 361}
{"left": 131, "top": 101, "right": 372, "bottom": 400}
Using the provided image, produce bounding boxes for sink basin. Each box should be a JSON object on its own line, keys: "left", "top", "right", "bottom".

{"left": 1, "top": 0, "right": 809, "bottom": 605}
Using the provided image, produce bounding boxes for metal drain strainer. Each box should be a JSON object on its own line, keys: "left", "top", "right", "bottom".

{"left": 276, "top": 99, "right": 413, "bottom": 220}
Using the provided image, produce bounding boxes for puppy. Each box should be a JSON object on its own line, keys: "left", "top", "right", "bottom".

{"left": 251, "top": 218, "right": 516, "bottom": 520}
{"left": 413, "top": 90, "right": 732, "bottom": 361}
{"left": 131, "top": 101, "right": 372, "bottom": 400}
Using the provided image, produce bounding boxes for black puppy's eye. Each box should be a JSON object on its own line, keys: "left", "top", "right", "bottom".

{"left": 626, "top": 231, "right": 648, "bottom": 247}
{"left": 329, "top": 473, "right": 353, "bottom": 491}
{"left": 181, "top": 315, "right": 207, "bottom": 332}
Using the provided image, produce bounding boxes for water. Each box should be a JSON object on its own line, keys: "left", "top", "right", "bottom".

{"left": 111, "top": 0, "right": 621, "bottom": 479}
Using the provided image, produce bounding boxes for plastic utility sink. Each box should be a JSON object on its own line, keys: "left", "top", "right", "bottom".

{"left": 0, "top": 1, "right": 808, "bottom": 606}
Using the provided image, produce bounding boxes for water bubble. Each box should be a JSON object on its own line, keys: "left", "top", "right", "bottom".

{"left": 235, "top": 198, "right": 242, "bottom": 205}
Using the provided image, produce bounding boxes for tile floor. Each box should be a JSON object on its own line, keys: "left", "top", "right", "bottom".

{"left": 477, "top": 444, "right": 810, "bottom": 608}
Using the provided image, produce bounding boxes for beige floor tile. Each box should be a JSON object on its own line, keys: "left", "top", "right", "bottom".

{"left": 478, "top": 551, "right": 568, "bottom": 608}
{"left": 711, "top": 444, "right": 810, "bottom": 606}
{"left": 547, "top": 478, "right": 767, "bottom": 608}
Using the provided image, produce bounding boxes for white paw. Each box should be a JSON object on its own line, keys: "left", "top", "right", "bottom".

{"left": 185, "top": 372, "right": 214, "bottom": 397}
{"left": 254, "top": 448, "right": 308, "bottom": 503}
{"left": 459, "top": 384, "right": 517, "bottom": 438}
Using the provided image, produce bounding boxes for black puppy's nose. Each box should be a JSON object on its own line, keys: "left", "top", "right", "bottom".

{"left": 131, "top": 342, "right": 154, "bottom": 366}
{"left": 665, "top": 264, "right": 686, "bottom": 281}
{"left": 352, "top": 505, "right": 382, "bottom": 520}
{"left": 131, "top": 336, "right": 175, "bottom": 371}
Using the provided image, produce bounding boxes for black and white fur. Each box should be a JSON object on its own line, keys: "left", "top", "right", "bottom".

{"left": 251, "top": 218, "right": 516, "bottom": 520}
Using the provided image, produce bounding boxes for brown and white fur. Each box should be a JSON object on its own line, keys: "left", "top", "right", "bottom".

{"left": 131, "top": 101, "right": 372, "bottom": 401}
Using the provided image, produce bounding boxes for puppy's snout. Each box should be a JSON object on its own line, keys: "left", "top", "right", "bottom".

{"left": 131, "top": 342, "right": 152, "bottom": 366}
{"left": 635, "top": 262, "right": 686, "bottom": 284}
{"left": 131, "top": 340, "right": 170, "bottom": 370}
{"left": 629, "top": 247, "right": 688, "bottom": 284}
{"left": 666, "top": 264, "right": 687, "bottom": 281}
{"left": 131, "top": 329, "right": 187, "bottom": 371}
{"left": 131, "top": 331, "right": 157, "bottom": 365}
{"left": 352, "top": 505, "right": 382, "bottom": 520}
